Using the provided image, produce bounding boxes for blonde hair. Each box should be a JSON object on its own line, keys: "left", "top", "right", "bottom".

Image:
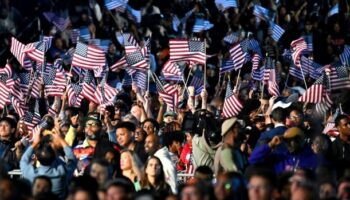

{"left": 120, "top": 150, "right": 143, "bottom": 182}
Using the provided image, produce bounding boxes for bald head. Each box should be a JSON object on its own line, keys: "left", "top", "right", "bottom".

{"left": 284, "top": 127, "right": 304, "bottom": 140}
{"left": 144, "top": 134, "right": 160, "bottom": 155}
{"left": 284, "top": 127, "right": 305, "bottom": 154}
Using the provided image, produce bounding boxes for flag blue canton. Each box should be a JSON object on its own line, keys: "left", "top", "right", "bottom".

{"left": 126, "top": 51, "right": 144, "bottom": 65}
{"left": 75, "top": 43, "right": 88, "bottom": 57}
{"left": 220, "top": 60, "right": 235, "bottom": 74}
{"left": 189, "top": 41, "right": 205, "bottom": 53}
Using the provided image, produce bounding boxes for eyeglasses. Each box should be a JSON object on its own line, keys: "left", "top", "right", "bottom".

{"left": 289, "top": 115, "right": 300, "bottom": 120}
{"left": 85, "top": 123, "right": 99, "bottom": 127}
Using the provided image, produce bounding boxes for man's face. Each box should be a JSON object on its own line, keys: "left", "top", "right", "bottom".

{"left": 288, "top": 111, "right": 303, "bottom": 127}
{"left": 248, "top": 176, "right": 272, "bottom": 200}
{"left": 32, "top": 178, "right": 51, "bottom": 196}
{"left": 116, "top": 128, "right": 132, "bottom": 147}
{"left": 285, "top": 137, "right": 302, "bottom": 154}
{"left": 338, "top": 118, "right": 350, "bottom": 136}
{"left": 144, "top": 135, "right": 158, "bottom": 154}
{"left": 84, "top": 120, "right": 101, "bottom": 140}
{"left": 0, "top": 121, "right": 14, "bottom": 139}
{"left": 181, "top": 185, "right": 201, "bottom": 200}
{"left": 164, "top": 116, "right": 175, "bottom": 124}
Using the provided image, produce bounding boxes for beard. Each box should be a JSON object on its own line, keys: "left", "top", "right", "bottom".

{"left": 86, "top": 133, "right": 100, "bottom": 141}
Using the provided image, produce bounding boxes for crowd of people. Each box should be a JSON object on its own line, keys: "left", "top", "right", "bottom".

{"left": 1, "top": 0, "right": 350, "bottom": 200}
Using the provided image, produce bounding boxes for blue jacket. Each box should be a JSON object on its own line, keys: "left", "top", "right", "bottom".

{"left": 256, "top": 126, "right": 288, "bottom": 146}
{"left": 20, "top": 146, "right": 77, "bottom": 199}
{"left": 249, "top": 144, "right": 318, "bottom": 174}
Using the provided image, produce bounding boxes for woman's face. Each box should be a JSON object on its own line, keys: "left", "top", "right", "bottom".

{"left": 120, "top": 152, "right": 132, "bottom": 171}
{"left": 143, "top": 121, "right": 155, "bottom": 135}
{"left": 134, "top": 128, "right": 145, "bottom": 142}
{"left": 146, "top": 158, "right": 161, "bottom": 177}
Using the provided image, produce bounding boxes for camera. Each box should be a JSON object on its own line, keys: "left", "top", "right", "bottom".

{"left": 194, "top": 109, "right": 222, "bottom": 146}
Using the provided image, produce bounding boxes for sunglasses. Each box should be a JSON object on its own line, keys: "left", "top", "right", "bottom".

{"left": 85, "top": 122, "right": 99, "bottom": 127}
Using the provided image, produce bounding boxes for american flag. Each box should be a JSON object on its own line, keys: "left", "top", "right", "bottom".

{"left": 340, "top": 45, "right": 350, "bottom": 66}
{"left": 304, "top": 35, "right": 313, "bottom": 53}
{"left": 10, "top": 37, "right": 29, "bottom": 67}
{"left": 291, "top": 37, "right": 307, "bottom": 68}
{"left": 72, "top": 42, "right": 106, "bottom": 70}
{"left": 123, "top": 33, "right": 139, "bottom": 54}
{"left": 252, "top": 53, "right": 262, "bottom": 71}
{"left": 41, "top": 36, "right": 53, "bottom": 50}
{"left": 125, "top": 67, "right": 136, "bottom": 76}
{"left": 9, "top": 76, "right": 23, "bottom": 100}
{"left": 263, "top": 57, "right": 275, "bottom": 81}
{"left": 18, "top": 71, "right": 40, "bottom": 98}
{"left": 141, "top": 38, "right": 151, "bottom": 63}
{"left": 110, "top": 56, "right": 128, "bottom": 72}
{"left": 326, "top": 64, "right": 350, "bottom": 91}
{"left": 328, "top": 3, "right": 339, "bottom": 17}
{"left": 122, "top": 73, "right": 133, "bottom": 87}
{"left": 229, "top": 43, "right": 246, "bottom": 71}
{"left": 220, "top": 60, "right": 234, "bottom": 74}
{"left": 22, "top": 100, "right": 41, "bottom": 132}
{"left": 125, "top": 50, "right": 149, "bottom": 71}
{"left": 43, "top": 59, "right": 66, "bottom": 96}
{"left": 0, "top": 64, "right": 14, "bottom": 108}
{"left": 10, "top": 94, "right": 26, "bottom": 117}
{"left": 70, "top": 29, "right": 80, "bottom": 44}
{"left": 269, "top": 22, "right": 285, "bottom": 42}
{"left": 215, "top": 0, "right": 238, "bottom": 11}
{"left": 47, "top": 100, "right": 59, "bottom": 117}
{"left": 172, "top": 15, "right": 180, "bottom": 32}
{"left": 133, "top": 71, "right": 147, "bottom": 91}
{"left": 264, "top": 58, "right": 280, "bottom": 96}
{"left": 162, "top": 60, "right": 183, "bottom": 81}
{"left": 32, "top": 120, "right": 49, "bottom": 135}
{"left": 169, "top": 39, "right": 206, "bottom": 65}
{"left": 93, "top": 64, "right": 108, "bottom": 78}
{"left": 251, "top": 65, "right": 264, "bottom": 81}
{"left": 81, "top": 70, "right": 97, "bottom": 103}
{"left": 282, "top": 49, "right": 293, "bottom": 61}
{"left": 96, "top": 76, "right": 118, "bottom": 104}
{"left": 323, "top": 109, "right": 340, "bottom": 136}
{"left": 67, "top": 83, "right": 83, "bottom": 107}
{"left": 105, "top": 0, "right": 127, "bottom": 11}
{"left": 89, "top": 39, "right": 111, "bottom": 53}
{"left": 299, "top": 56, "right": 323, "bottom": 80}
{"left": 222, "top": 83, "right": 242, "bottom": 118}
{"left": 79, "top": 27, "right": 91, "bottom": 42}
{"left": 223, "top": 33, "right": 239, "bottom": 44}
{"left": 190, "top": 69, "right": 204, "bottom": 95}
{"left": 247, "top": 39, "right": 262, "bottom": 56}
{"left": 298, "top": 74, "right": 333, "bottom": 109}
{"left": 126, "top": 5, "right": 141, "bottom": 23}
{"left": 43, "top": 12, "right": 70, "bottom": 31}
{"left": 192, "top": 18, "right": 214, "bottom": 33}
{"left": 24, "top": 41, "right": 46, "bottom": 63}
{"left": 289, "top": 64, "right": 307, "bottom": 81}
{"left": 155, "top": 77, "right": 178, "bottom": 111}
{"left": 253, "top": 5, "right": 275, "bottom": 22}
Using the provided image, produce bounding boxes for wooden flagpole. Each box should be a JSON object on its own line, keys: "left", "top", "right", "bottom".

{"left": 203, "top": 39, "right": 207, "bottom": 91}
{"left": 234, "top": 68, "right": 241, "bottom": 94}
{"left": 299, "top": 63, "right": 308, "bottom": 90}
